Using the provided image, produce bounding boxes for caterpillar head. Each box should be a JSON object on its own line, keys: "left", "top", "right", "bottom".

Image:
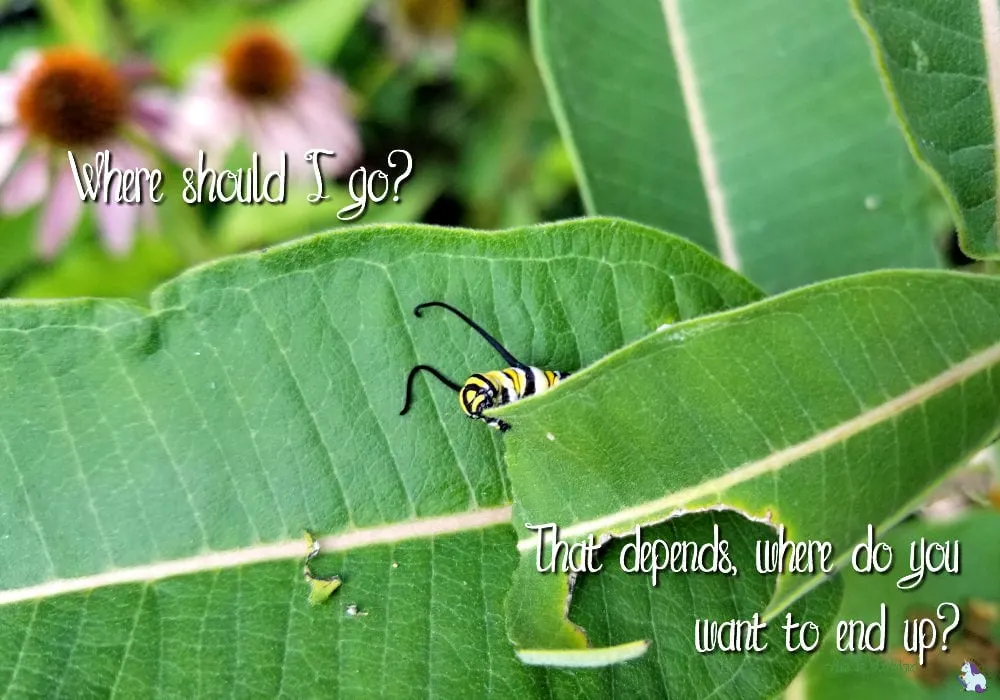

{"left": 460, "top": 378, "right": 494, "bottom": 418}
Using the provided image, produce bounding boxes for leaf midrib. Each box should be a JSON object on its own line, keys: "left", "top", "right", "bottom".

{"left": 659, "top": 0, "right": 741, "bottom": 270}
{"left": 0, "top": 507, "right": 513, "bottom": 606}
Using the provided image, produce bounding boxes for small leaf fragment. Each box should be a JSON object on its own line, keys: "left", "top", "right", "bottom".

{"left": 305, "top": 571, "right": 343, "bottom": 606}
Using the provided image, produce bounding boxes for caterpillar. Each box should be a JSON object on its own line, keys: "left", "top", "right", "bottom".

{"left": 400, "top": 301, "right": 570, "bottom": 432}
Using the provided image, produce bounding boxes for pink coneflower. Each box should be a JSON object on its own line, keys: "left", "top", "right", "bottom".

{"left": 169, "top": 26, "right": 361, "bottom": 180}
{"left": 0, "top": 49, "right": 167, "bottom": 257}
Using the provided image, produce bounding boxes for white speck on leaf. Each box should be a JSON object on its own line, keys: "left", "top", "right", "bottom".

{"left": 546, "top": 432, "right": 555, "bottom": 441}
{"left": 865, "top": 195, "right": 881, "bottom": 211}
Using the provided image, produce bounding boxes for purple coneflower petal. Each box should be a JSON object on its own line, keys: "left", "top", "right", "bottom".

{"left": 94, "top": 199, "right": 139, "bottom": 255}
{"left": 242, "top": 107, "right": 303, "bottom": 183}
{"left": 139, "top": 196, "right": 158, "bottom": 234}
{"left": 265, "top": 106, "right": 311, "bottom": 156}
{"left": 130, "top": 88, "right": 174, "bottom": 142}
{"left": 289, "top": 87, "right": 329, "bottom": 137}
{"left": 0, "top": 77, "right": 18, "bottom": 127}
{"left": 321, "top": 116, "right": 362, "bottom": 175}
{"left": 248, "top": 106, "right": 313, "bottom": 182}
{"left": 188, "top": 63, "right": 225, "bottom": 94}
{"left": 0, "top": 128, "right": 26, "bottom": 185}
{"left": 92, "top": 143, "right": 143, "bottom": 254}
{"left": 167, "top": 76, "right": 240, "bottom": 166}
{"left": 291, "top": 82, "right": 361, "bottom": 176}
{"left": 0, "top": 151, "right": 48, "bottom": 215}
{"left": 117, "top": 58, "right": 160, "bottom": 87}
{"left": 209, "top": 93, "right": 242, "bottom": 151}
{"left": 243, "top": 108, "right": 281, "bottom": 160}
{"left": 301, "top": 71, "right": 349, "bottom": 106}
{"left": 38, "top": 166, "right": 83, "bottom": 258}
{"left": 296, "top": 78, "right": 355, "bottom": 135}
{"left": 123, "top": 144, "right": 159, "bottom": 234}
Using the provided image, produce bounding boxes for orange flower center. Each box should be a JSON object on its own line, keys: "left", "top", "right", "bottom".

{"left": 222, "top": 28, "right": 300, "bottom": 102}
{"left": 16, "top": 50, "right": 127, "bottom": 147}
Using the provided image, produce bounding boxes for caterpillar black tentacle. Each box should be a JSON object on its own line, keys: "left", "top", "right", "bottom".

{"left": 413, "top": 301, "right": 527, "bottom": 368}
{"left": 401, "top": 301, "right": 570, "bottom": 432}
{"left": 400, "top": 365, "right": 462, "bottom": 416}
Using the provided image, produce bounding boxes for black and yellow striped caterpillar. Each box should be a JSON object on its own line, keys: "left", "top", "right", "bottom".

{"left": 400, "top": 301, "right": 570, "bottom": 432}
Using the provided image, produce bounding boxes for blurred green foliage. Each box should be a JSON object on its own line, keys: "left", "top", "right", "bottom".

{"left": 0, "top": 0, "right": 580, "bottom": 301}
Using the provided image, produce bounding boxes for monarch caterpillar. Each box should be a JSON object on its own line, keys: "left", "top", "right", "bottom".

{"left": 400, "top": 301, "right": 570, "bottom": 432}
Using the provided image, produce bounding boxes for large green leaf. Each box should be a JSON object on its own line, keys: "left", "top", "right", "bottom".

{"left": 852, "top": 0, "right": 1000, "bottom": 261}
{"left": 531, "top": 0, "right": 942, "bottom": 292}
{"left": 498, "top": 270, "right": 1000, "bottom": 665}
{"left": 0, "top": 218, "right": 766, "bottom": 697}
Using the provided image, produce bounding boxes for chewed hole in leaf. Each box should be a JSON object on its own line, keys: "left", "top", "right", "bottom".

{"left": 548, "top": 511, "right": 842, "bottom": 693}
{"left": 302, "top": 529, "right": 342, "bottom": 605}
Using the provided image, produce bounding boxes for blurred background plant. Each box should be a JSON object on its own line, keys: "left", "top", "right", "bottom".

{"left": 0, "top": 0, "right": 581, "bottom": 300}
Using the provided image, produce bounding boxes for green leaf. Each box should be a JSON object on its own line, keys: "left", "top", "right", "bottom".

{"left": 852, "top": 0, "right": 1000, "bottom": 261}
{"left": 498, "top": 270, "right": 1000, "bottom": 664}
{"left": 0, "top": 218, "right": 762, "bottom": 696}
{"left": 530, "top": 0, "right": 942, "bottom": 292}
